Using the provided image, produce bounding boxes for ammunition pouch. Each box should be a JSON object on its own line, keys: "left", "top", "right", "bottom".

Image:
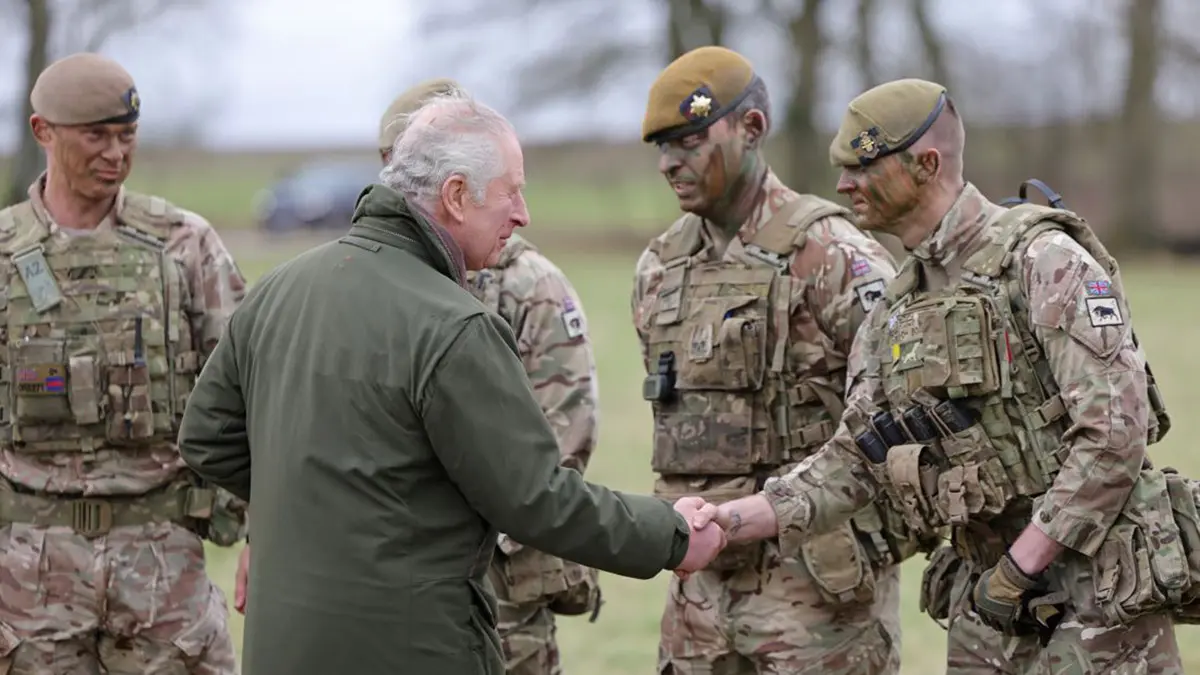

{"left": 0, "top": 478, "right": 215, "bottom": 539}
{"left": 919, "top": 545, "right": 964, "bottom": 623}
{"left": 496, "top": 545, "right": 572, "bottom": 605}
{"left": 494, "top": 539, "right": 603, "bottom": 620}
{"left": 1065, "top": 467, "right": 1195, "bottom": 627}
{"left": 547, "top": 563, "right": 602, "bottom": 621}
{"left": 793, "top": 519, "right": 877, "bottom": 606}
{"left": 202, "top": 485, "right": 248, "bottom": 547}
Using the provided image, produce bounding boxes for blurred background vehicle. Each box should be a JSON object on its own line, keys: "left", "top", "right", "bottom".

{"left": 252, "top": 160, "right": 381, "bottom": 233}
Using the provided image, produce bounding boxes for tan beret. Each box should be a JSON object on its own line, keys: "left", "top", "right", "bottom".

{"left": 641, "top": 46, "right": 760, "bottom": 144}
{"left": 378, "top": 78, "right": 463, "bottom": 151}
{"left": 829, "top": 78, "right": 948, "bottom": 167}
{"left": 31, "top": 52, "right": 139, "bottom": 126}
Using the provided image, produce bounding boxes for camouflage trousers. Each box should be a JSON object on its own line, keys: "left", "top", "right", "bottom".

{"left": 0, "top": 521, "right": 238, "bottom": 675}
{"left": 942, "top": 558, "right": 1184, "bottom": 674}
{"left": 657, "top": 541, "right": 903, "bottom": 675}
{"left": 486, "top": 559, "right": 562, "bottom": 675}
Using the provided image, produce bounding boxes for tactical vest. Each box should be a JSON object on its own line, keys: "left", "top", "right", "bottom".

{"left": 468, "top": 234, "right": 603, "bottom": 620}
{"left": 641, "top": 195, "right": 934, "bottom": 599}
{"left": 861, "top": 202, "right": 1200, "bottom": 628}
{"left": 0, "top": 194, "right": 200, "bottom": 455}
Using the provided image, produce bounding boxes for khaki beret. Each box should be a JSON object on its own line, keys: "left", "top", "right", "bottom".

{"left": 829, "top": 78, "right": 948, "bottom": 167}
{"left": 641, "top": 46, "right": 761, "bottom": 144}
{"left": 378, "top": 77, "right": 463, "bottom": 151}
{"left": 31, "top": 52, "right": 139, "bottom": 126}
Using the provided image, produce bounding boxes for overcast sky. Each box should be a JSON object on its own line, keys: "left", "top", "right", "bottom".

{"left": 0, "top": 0, "right": 1189, "bottom": 152}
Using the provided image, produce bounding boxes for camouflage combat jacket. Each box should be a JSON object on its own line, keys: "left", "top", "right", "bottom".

{"left": 633, "top": 170, "right": 936, "bottom": 604}
{"left": 763, "top": 183, "right": 1200, "bottom": 629}
{"left": 467, "top": 233, "right": 602, "bottom": 618}
{"left": 0, "top": 177, "right": 248, "bottom": 544}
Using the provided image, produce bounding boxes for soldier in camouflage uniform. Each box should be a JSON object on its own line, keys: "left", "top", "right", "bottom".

{"left": 705, "top": 78, "right": 1191, "bottom": 673}
{"left": 632, "top": 47, "right": 936, "bottom": 675}
{"left": 382, "top": 79, "right": 604, "bottom": 675}
{"left": 0, "top": 53, "right": 246, "bottom": 673}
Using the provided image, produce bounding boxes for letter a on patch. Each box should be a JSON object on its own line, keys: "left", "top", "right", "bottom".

{"left": 1085, "top": 297, "right": 1123, "bottom": 327}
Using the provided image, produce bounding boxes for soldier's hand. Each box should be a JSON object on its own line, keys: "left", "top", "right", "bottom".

{"left": 672, "top": 497, "right": 726, "bottom": 578}
{"left": 235, "top": 544, "right": 250, "bottom": 614}
{"left": 971, "top": 553, "right": 1042, "bottom": 635}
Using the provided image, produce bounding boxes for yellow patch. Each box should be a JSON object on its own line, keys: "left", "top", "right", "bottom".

{"left": 891, "top": 343, "right": 901, "bottom": 362}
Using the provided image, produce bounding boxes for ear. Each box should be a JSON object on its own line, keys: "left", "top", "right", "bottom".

{"left": 29, "top": 115, "right": 53, "bottom": 147}
{"left": 913, "top": 148, "right": 941, "bottom": 185}
{"left": 440, "top": 174, "right": 469, "bottom": 223}
{"left": 740, "top": 109, "right": 767, "bottom": 148}
{"left": 379, "top": 149, "right": 391, "bottom": 166}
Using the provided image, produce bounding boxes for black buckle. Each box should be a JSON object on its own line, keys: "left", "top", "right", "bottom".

{"left": 72, "top": 499, "right": 113, "bottom": 538}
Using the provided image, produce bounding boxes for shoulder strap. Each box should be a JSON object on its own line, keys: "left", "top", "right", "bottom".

{"left": 961, "top": 203, "right": 1109, "bottom": 281}
{"left": 747, "top": 194, "right": 853, "bottom": 256}
{"left": 118, "top": 191, "right": 184, "bottom": 246}
{"left": 885, "top": 257, "right": 921, "bottom": 304}
{"left": 0, "top": 201, "right": 50, "bottom": 256}
{"left": 650, "top": 213, "right": 704, "bottom": 263}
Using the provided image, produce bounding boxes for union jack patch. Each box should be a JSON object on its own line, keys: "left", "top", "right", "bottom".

{"left": 850, "top": 257, "right": 871, "bottom": 278}
{"left": 1085, "top": 280, "right": 1111, "bottom": 296}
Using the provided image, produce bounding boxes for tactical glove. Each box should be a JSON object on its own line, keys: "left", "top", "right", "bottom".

{"left": 971, "top": 553, "right": 1044, "bottom": 635}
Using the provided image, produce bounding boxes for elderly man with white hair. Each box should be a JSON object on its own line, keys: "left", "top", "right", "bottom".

{"left": 176, "top": 90, "right": 728, "bottom": 675}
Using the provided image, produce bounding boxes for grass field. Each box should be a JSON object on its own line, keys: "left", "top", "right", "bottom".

{"left": 195, "top": 229, "right": 1200, "bottom": 674}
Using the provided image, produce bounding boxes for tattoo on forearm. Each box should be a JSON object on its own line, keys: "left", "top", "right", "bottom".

{"left": 728, "top": 510, "right": 743, "bottom": 537}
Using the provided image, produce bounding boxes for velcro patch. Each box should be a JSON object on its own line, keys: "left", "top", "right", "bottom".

{"left": 1085, "top": 297, "right": 1123, "bottom": 327}
{"left": 850, "top": 257, "right": 871, "bottom": 278}
{"left": 855, "top": 279, "right": 887, "bottom": 314}
{"left": 561, "top": 298, "right": 586, "bottom": 339}
{"left": 17, "top": 363, "right": 67, "bottom": 396}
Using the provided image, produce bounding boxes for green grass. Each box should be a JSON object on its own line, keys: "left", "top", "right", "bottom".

{"left": 197, "top": 233, "right": 1200, "bottom": 674}
{"left": 118, "top": 147, "right": 683, "bottom": 234}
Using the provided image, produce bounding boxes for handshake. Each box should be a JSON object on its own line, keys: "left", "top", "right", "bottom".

{"left": 670, "top": 496, "right": 730, "bottom": 578}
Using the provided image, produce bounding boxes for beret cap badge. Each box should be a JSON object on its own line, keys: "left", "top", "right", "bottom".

{"left": 851, "top": 127, "right": 886, "bottom": 161}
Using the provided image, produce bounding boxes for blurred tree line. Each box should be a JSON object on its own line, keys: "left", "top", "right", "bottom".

{"left": 422, "top": 0, "right": 1200, "bottom": 254}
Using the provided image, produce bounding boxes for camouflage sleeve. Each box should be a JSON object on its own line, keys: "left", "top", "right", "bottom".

{"left": 168, "top": 210, "right": 250, "bottom": 540}
{"left": 496, "top": 255, "right": 600, "bottom": 555}
{"left": 508, "top": 259, "right": 599, "bottom": 475}
{"left": 631, "top": 245, "right": 665, "bottom": 373}
{"left": 168, "top": 210, "right": 248, "bottom": 358}
{"left": 792, "top": 217, "right": 897, "bottom": 355}
{"left": 761, "top": 307, "right": 886, "bottom": 550}
{"left": 1021, "top": 231, "right": 1147, "bottom": 556}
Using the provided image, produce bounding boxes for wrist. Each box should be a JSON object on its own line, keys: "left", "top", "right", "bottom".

{"left": 1000, "top": 552, "right": 1041, "bottom": 590}
{"left": 665, "top": 511, "right": 690, "bottom": 570}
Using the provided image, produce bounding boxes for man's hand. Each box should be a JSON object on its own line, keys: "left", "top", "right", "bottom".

{"left": 672, "top": 497, "right": 726, "bottom": 576}
{"left": 234, "top": 544, "right": 250, "bottom": 614}
{"left": 971, "top": 552, "right": 1043, "bottom": 635}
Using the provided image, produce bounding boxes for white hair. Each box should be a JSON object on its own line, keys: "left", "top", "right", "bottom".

{"left": 379, "top": 90, "right": 515, "bottom": 208}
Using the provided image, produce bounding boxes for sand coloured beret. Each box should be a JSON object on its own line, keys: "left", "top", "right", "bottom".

{"left": 641, "top": 46, "right": 761, "bottom": 144}
{"left": 30, "top": 52, "right": 139, "bottom": 126}
{"left": 829, "top": 78, "right": 948, "bottom": 167}
{"left": 378, "top": 78, "right": 463, "bottom": 151}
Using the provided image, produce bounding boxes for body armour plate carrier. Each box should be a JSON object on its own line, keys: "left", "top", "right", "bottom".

{"left": 0, "top": 194, "right": 201, "bottom": 454}
{"left": 859, "top": 201, "right": 1200, "bottom": 629}
{"left": 642, "top": 194, "right": 935, "bottom": 601}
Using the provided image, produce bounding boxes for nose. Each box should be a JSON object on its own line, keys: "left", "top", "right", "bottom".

{"left": 658, "top": 151, "right": 682, "bottom": 177}
{"left": 835, "top": 170, "right": 856, "bottom": 195}
{"left": 100, "top": 137, "right": 125, "bottom": 163}
{"left": 512, "top": 192, "right": 530, "bottom": 228}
